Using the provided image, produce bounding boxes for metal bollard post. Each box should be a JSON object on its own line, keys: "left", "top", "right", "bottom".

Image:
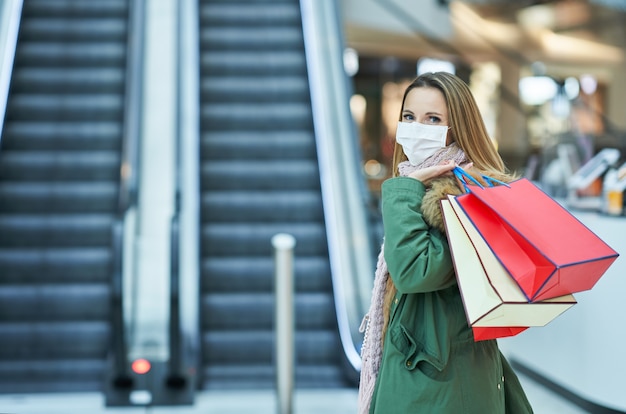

{"left": 272, "top": 233, "right": 296, "bottom": 414}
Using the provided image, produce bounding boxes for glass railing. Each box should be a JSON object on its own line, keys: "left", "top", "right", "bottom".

{"left": 110, "top": 0, "right": 146, "bottom": 391}
{"left": 300, "top": 0, "right": 374, "bottom": 376}
{"left": 0, "top": 0, "right": 23, "bottom": 143}
{"left": 166, "top": 0, "right": 200, "bottom": 394}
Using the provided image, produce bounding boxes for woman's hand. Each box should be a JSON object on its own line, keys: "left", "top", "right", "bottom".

{"left": 407, "top": 160, "right": 457, "bottom": 184}
{"left": 453, "top": 162, "right": 475, "bottom": 193}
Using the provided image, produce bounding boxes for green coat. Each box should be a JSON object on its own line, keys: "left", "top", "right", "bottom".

{"left": 369, "top": 177, "right": 533, "bottom": 414}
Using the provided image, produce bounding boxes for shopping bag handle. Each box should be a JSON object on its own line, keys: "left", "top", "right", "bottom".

{"left": 453, "top": 166, "right": 483, "bottom": 192}
{"left": 481, "top": 175, "right": 510, "bottom": 188}
{"left": 453, "top": 166, "right": 510, "bottom": 192}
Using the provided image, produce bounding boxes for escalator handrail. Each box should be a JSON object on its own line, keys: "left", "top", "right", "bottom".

{"left": 167, "top": 0, "right": 201, "bottom": 385}
{"left": 118, "top": 0, "right": 145, "bottom": 214}
{"left": 0, "top": 0, "right": 23, "bottom": 144}
{"left": 167, "top": 0, "right": 184, "bottom": 383}
{"left": 111, "top": 0, "right": 146, "bottom": 381}
{"left": 300, "top": 0, "right": 374, "bottom": 373}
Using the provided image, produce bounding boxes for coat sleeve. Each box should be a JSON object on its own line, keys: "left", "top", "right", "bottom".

{"left": 381, "top": 176, "right": 456, "bottom": 293}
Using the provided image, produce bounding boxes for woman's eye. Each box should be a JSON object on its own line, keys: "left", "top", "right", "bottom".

{"left": 426, "top": 116, "right": 441, "bottom": 124}
{"left": 402, "top": 113, "right": 414, "bottom": 121}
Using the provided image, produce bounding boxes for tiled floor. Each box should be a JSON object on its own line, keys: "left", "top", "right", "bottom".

{"left": 0, "top": 371, "right": 596, "bottom": 414}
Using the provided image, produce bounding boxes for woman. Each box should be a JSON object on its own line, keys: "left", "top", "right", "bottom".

{"left": 358, "top": 72, "right": 533, "bottom": 413}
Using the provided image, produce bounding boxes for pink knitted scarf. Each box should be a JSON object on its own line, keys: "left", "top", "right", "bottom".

{"left": 357, "top": 143, "right": 467, "bottom": 413}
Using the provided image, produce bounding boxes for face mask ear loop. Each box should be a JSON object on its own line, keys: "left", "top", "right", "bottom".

{"left": 453, "top": 166, "right": 483, "bottom": 193}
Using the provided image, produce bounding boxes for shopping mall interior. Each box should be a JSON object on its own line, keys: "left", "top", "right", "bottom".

{"left": 0, "top": 0, "right": 624, "bottom": 413}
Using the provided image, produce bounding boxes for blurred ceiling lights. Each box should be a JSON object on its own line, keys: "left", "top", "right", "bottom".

{"left": 450, "top": 0, "right": 624, "bottom": 64}
{"left": 342, "top": 0, "right": 625, "bottom": 70}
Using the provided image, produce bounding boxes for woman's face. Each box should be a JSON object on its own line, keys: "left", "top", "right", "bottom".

{"left": 402, "top": 86, "right": 452, "bottom": 145}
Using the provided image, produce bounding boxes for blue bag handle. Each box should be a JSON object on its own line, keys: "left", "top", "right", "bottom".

{"left": 480, "top": 174, "right": 510, "bottom": 188}
{"left": 453, "top": 166, "right": 483, "bottom": 193}
{"left": 453, "top": 166, "right": 510, "bottom": 193}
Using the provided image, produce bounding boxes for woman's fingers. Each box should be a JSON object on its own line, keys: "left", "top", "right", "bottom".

{"left": 408, "top": 160, "right": 456, "bottom": 183}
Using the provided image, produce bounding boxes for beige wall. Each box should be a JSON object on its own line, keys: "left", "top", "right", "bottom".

{"left": 607, "top": 62, "right": 626, "bottom": 131}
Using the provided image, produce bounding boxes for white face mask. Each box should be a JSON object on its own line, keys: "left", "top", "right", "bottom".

{"left": 395, "top": 121, "right": 449, "bottom": 166}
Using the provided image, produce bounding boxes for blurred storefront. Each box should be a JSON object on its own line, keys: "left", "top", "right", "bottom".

{"left": 340, "top": 0, "right": 626, "bottom": 211}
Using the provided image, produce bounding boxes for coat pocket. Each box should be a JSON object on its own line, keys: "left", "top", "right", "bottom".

{"left": 390, "top": 324, "right": 446, "bottom": 377}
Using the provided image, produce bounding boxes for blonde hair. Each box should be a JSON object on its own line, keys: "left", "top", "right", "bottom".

{"left": 392, "top": 72, "right": 512, "bottom": 181}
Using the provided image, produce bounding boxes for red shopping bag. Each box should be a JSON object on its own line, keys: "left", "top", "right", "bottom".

{"left": 441, "top": 197, "right": 576, "bottom": 341}
{"left": 454, "top": 175, "right": 619, "bottom": 301}
{"left": 472, "top": 327, "right": 528, "bottom": 341}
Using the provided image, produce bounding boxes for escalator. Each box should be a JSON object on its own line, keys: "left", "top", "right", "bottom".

{"left": 0, "top": 0, "right": 131, "bottom": 393}
{"left": 198, "top": 0, "right": 352, "bottom": 389}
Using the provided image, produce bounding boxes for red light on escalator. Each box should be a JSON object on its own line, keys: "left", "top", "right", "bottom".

{"left": 131, "top": 358, "right": 151, "bottom": 375}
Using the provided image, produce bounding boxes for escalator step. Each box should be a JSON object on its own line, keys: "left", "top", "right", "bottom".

{"left": 201, "top": 131, "right": 315, "bottom": 160}
{"left": 201, "top": 160, "right": 320, "bottom": 191}
{"left": 6, "top": 94, "right": 123, "bottom": 122}
{"left": 201, "top": 75, "right": 309, "bottom": 103}
{"left": 0, "top": 248, "right": 111, "bottom": 283}
{"left": 0, "top": 359, "right": 106, "bottom": 393}
{"left": 200, "top": 51, "right": 306, "bottom": 76}
{"left": 202, "top": 222, "right": 327, "bottom": 257}
{"left": 0, "top": 284, "right": 109, "bottom": 321}
{"left": 201, "top": 102, "right": 312, "bottom": 129}
{"left": 15, "top": 42, "right": 125, "bottom": 67}
{"left": 0, "top": 214, "right": 113, "bottom": 247}
{"left": 200, "top": 3, "right": 300, "bottom": 27}
{"left": 0, "top": 151, "right": 119, "bottom": 181}
{"left": 202, "top": 190, "right": 323, "bottom": 222}
{"left": 200, "top": 27, "right": 302, "bottom": 51}
{"left": 1, "top": 121, "right": 121, "bottom": 151}
{"left": 206, "top": 0, "right": 295, "bottom": 3}
{"left": 23, "top": 0, "right": 127, "bottom": 17}
{"left": 202, "top": 256, "right": 331, "bottom": 293}
{"left": 11, "top": 68, "right": 124, "bottom": 94}
{"left": 202, "top": 330, "right": 340, "bottom": 365}
{"left": 19, "top": 18, "right": 126, "bottom": 42}
{"left": 202, "top": 292, "right": 335, "bottom": 330}
{"left": 0, "top": 182, "right": 117, "bottom": 213}
{"left": 203, "top": 363, "right": 346, "bottom": 390}
{"left": 0, "top": 322, "right": 109, "bottom": 359}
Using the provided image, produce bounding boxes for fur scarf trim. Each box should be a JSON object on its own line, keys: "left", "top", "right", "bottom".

{"left": 421, "top": 176, "right": 463, "bottom": 233}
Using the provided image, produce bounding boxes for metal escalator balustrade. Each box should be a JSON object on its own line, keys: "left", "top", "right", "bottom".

{"left": 0, "top": 0, "right": 131, "bottom": 393}
{"left": 299, "top": 0, "right": 375, "bottom": 378}
{"left": 199, "top": 0, "right": 350, "bottom": 389}
{"left": 0, "top": 0, "right": 23, "bottom": 139}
